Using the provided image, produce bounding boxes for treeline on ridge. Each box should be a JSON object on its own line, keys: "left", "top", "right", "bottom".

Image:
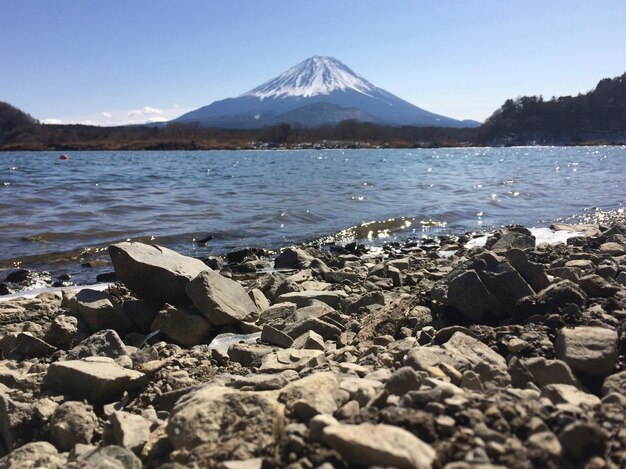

{"left": 1, "top": 71, "right": 626, "bottom": 150}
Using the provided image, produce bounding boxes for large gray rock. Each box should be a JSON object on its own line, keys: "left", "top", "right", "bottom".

{"left": 323, "top": 423, "right": 435, "bottom": 469}
{"left": 477, "top": 261, "right": 534, "bottom": 311}
{"left": 186, "top": 270, "right": 258, "bottom": 326}
{"left": 504, "top": 248, "right": 550, "bottom": 292}
{"left": 0, "top": 441, "right": 66, "bottom": 469}
{"left": 74, "top": 289, "right": 134, "bottom": 334}
{"left": 150, "top": 304, "right": 212, "bottom": 346}
{"left": 109, "top": 242, "right": 208, "bottom": 305}
{"left": 447, "top": 270, "right": 503, "bottom": 322}
{"left": 43, "top": 357, "right": 147, "bottom": 404}
{"left": 167, "top": 386, "right": 284, "bottom": 460}
{"left": 66, "top": 329, "right": 128, "bottom": 360}
{"left": 50, "top": 401, "right": 98, "bottom": 451}
{"left": 555, "top": 326, "right": 618, "bottom": 377}
{"left": 228, "top": 343, "right": 275, "bottom": 367}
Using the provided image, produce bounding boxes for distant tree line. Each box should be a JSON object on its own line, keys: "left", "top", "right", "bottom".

{"left": 2, "top": 71, "right": 626, "bottom": 150}
{"left": 477, "top": 72, "right": 626, "bottom": 145}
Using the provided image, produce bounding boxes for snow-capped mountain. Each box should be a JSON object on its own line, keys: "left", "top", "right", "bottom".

{"left": 243, "top": 56, "right": 376, "bottom": 99}
{"left": 173, "top": 56, "right": 479, "bottom": 128}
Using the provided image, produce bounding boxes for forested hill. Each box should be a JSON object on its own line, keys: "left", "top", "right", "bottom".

{"left": 477, "top": 72, "right": 626, "bottom": 145}
{"left": 2, "top": 71, "right": 626, "bottom": 149}
{"left": 0, "top": 102, "right": 39, "bottom": 141}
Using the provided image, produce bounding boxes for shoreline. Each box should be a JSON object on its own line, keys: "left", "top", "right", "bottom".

{"left": 2, "top": 142, "right": 626, "bottom": 152}
{"left": 0, "top": 220, "right": 624, "bottom": 466}
{"left": 0, "top": 224, "right": 592, "bottom": 298}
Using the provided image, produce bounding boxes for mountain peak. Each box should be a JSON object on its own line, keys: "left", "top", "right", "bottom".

{"left": 242, "top": 56, "right": 376, "bottom": 100}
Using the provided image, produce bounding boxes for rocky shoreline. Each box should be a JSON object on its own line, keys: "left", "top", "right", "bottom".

{"left": 0, "top": 222, "right": 624, "bottom": 468}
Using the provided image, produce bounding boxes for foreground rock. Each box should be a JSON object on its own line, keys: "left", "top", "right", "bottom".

{"left": 108, "top": 242, "right": 208, "bottom": 305}
{"left": 555, "top": 326, "right": 618, "bottom": 377}
{"left": 167, "top": 386, "right": 284, "bottom": 464}
{"left": 43, "top": 357, "right": 146, "bottom": 404}
{"left": 186, "top": 270, "right": 259, "bottom": 325}
{"left": 323, "top": 423, "right": 436, "bottom": 469}
{"left": 0, "top": 441, "right": 65, "bottom": 468}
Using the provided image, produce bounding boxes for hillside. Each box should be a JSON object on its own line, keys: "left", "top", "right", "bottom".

{"left": 0, "top": 102, "right": 39, "bottom": 144}
{"left": 478, "top": 72, "right": 626, "bottom": 144}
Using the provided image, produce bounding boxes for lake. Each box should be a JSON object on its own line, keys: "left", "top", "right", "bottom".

{"left": 1, "top": 146, "right": 625, "bottom": 282}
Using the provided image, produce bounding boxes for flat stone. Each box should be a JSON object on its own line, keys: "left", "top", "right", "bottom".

{"left": 541, "top": 384, "right": 601, "bottom": 408}
{"left": 283, "top": 317, "right": 342, "bottom": 340}
{"left": 323, "top": 422, "right": 435, "bottom": 469}
{"left": 150, "top": 304, "right": 212, "bottom": 347}
{"left": 66, "top": 329, "right": 128, "bottom": 360}
{"left": 186, "top": 270, "right": 258, "bottom": 325}
{"left": 109, "top": 242, "right": 209, "bottom": 305}
{"left": 228, "top": 343, "right": 275, "bottom": 368}
{"left": 257, "top": 302, "right": 297, "bottom": 325}
{"left": 599, "top": 242, "right": 625, "bottom": 255}
{"left": 43, "top": 357, "right": 147, "bottom": 404}
{"left": 275, "top": 290, "right": 346, "bottom": 309}
{"left": 346, "top": 291, "right": 385, "bottom": 314}
{"left": 260, "top": 348, "right": 325, "bottom": 372}
{"left": 554, "top": 326, "right": 618, "bottom": 377}
{"left": 12, "top": 333, "right": 56, "bottom": 358}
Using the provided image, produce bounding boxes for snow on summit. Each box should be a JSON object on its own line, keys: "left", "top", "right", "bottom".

{"left": 243, "top": 56, "right": 376, "bottom": 99}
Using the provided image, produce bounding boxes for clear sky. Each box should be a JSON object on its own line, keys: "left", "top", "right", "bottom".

{"left": 2, "top": 1, "right": 626, "bottom": 125}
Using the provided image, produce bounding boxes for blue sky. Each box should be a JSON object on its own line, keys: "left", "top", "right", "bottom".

{"left": 2, "top": 1, "right": 626, "bottom": 125}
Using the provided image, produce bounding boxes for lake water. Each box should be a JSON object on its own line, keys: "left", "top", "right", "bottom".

{"left": 1, "top": 146, "right": 625, "bottom": 282}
